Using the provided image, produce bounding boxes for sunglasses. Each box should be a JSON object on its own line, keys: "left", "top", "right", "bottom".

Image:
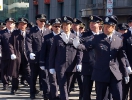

{"left": 54, "top": 26, "right": 61, "bottom": 28}
{"left": 39, "top": 20, "right": 45, "bottom": 22}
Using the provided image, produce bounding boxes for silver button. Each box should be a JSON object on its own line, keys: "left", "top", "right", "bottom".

{"left": 110, "top": 55, "right": 111, "bottom": 57}
{"left": 110, "top": 61, "right": 111, "bottom": 62}
{"left": 131, "top": 44, "right": 132, "bottom": 46}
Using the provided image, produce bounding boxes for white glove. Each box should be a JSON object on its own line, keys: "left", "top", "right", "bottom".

{"left": 40, "top": 66, "right": 45, "bottom": 70}
{"left": 11, "top": 54, "right": 17, "bottom": 60}
{"left": 60, "top": 33, "right": 69, "bottom": 44}
{"left": 30, "top": 53, "right": 35, "bottom": 60}
{"left": 73, "top": 37, "right": 80, "bottom": 48}
{"left": 76, "top": 64, "right": 82, "bottom": 72}
{"left": 0, "top": 53, "right": 2, "bottom": 57}
{"left": 126, "top": 66, "right": 132, "bottom": 74}
{"left": 125, "top": 76, "right": 130, "bottom": 84}
{"left": 49, "top": 68, "right": 56, "bottom": 74}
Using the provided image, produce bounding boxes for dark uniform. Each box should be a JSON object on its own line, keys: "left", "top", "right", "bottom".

{"left": 122, "top": 20, "right": 132, "bottom": 100}
{"left": 70, "top": 18, "right": 83, "bottom": 99}
{"left": 8, "top": 18, "right": 31, "bottom": 94}
{"left": 40, "top": 32, "right": 58, "bottom": 100}
{"left": 0, "top": 18, "right": 16, "bottom": 90}
{"left": 39, "top": 18, "right": 61, "bottom": 100}
{"left": 77, "top": 16, "right": 129, "bottom": 100}
{"left": 26, "top": 14, "right": 51, "bottom": 99}
{"left": 81, "top": 15, "right": 102, "bottom": 100}
{"left": 49, "top": 16, "right": 83, "bottom": 100}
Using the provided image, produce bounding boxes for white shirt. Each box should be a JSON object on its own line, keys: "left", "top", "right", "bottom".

{"left": 92, "top": 31, "right": 99, "bottom": 35}
{"left": 53, "top": 32, "right": 58, "bottom": 36}
{"left": 7, "top": 28, "right": 13, "bottom": 33}
{"left": 38, "top": 26, "right": 44, "bottom": 32}
{"left": 129, "top": 27, "right": 132, "bottom": 34}
{"left": 21, "top": 31, "right": 26, "bottom": 37}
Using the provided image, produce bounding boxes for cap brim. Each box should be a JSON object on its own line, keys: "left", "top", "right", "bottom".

{"left": 19, "top": 21, "right": 27, "bottom": 23}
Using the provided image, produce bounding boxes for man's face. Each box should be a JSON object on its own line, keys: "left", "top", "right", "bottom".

{"left": 62, "top": 23, "right": 72, "bottom": 33}
{"left": 72, "top": 23, "right": 80, "bottom": 31}
{"left": 36, "top": 19, "right": 45, "bottom": 27}
{"left": 6, "top": 21, "right": 15, "bottom": 29}
{"left": 103, "top": 24, "right": 115, "bottom": 35}
{"left": 89, "top": 22, "right": 100, "bottom": 31}
{"left": 128, "top": 22, "right": 132, "bottom": 27}
{"left": 52, "top": 23, "right": 61, "bottom": 34}
{"left": 45, "top": 24, "right": 52, "bottom": 30}
{"left": 18, "top": 22, "right": 27, "bottom": 31}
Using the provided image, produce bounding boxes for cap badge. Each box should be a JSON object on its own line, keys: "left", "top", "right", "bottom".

{"left": 64, "top": 16, "right": 67, "bottom": 21}
{"left": 90, "top": 16, "right": 93, "bottom": 20}
{"left": 105, "top": 17, "right": 109, "bottom": 22}
{"left": 74, "top": 18, "right": 77, "bottom": 22}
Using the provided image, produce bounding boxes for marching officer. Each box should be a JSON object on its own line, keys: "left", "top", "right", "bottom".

{"left": 81, "top": 15, "right": 102, "bottom": 100}
{"left": 117, "top": 23, "right": 129, "bottom": 34}
{"left": 8, "top": 18, "right": 31, "bottom": 94}
{"left": 39, "top": 18, "right": 61, "bottom": 100}
{"left": 26, "top": 14, "right": 51, "bottom": 99}
{"left": 45, "top": 20, "right": 52, "bottom": 31}
{"left": 49, "top": 16, "right": 83, "bottom": 100}
{"left": 70, "top": 18, "right": 83, "bottom": 99}
{"left": 121, "top": 16, "right": 132, "bottom": 100}
{"left": 73, "top": 15, "right": 129, "bottom": 100}
{"left": 0, "top": 22, "right": 6, "bottom": 30}
{"left": 0, "top": 17, "right": 16, "bottom": 90}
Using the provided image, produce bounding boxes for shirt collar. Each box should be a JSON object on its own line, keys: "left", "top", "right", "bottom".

{"left": 38, "top": 26, "right": 44, "bottom": 31}
{"left": 53, "top": 32, "right": 57, "bottom": 36}
{"left": 7, "top": 28, "right": 13, "bottom": 33}
{"left": 92, "top": 31, "right": 99, "bottom": 35}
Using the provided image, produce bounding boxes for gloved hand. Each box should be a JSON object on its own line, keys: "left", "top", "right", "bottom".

{"left": 76, "top": 64, "right": 82, "bottom": 72}
{"left": 0, "top": 53, "right": 2, "bottom": 57}
{"left": 11, "top": 54, "right": 17, "bottom": 60}
{"left": 60, "top": 32, "right": 69, "bottom": 44}
{"left": 49, "top": 68, "right": 56, "bottom": 74}
{"left": 73, "top": 37, "right": 80, "bottom": 48}
{"left": 40, "top": 66, "right": 45, "bottom": 70}
{"left": 30, "top": 53, "right": 35, "bottom": 60}
{"left": 125, "top": 76, "right": 130, "bottom": 84}
{"left": 126, "top": 66, "right": 132, "bottom": 74}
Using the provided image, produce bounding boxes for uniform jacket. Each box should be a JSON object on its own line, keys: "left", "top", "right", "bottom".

{"left": 0, "top": 29, "right": 14, "bottom": 60}
{"left": 123, "top": 30, "right": 132, "bottom": 68}
{"left": 81, "top": 30, "right": 96, "bottom": 75}
{"left": 49, "top": 33, "right": 83, "bottom": 73}
{"left": 8, "top": 29, "right": 29, "bottom": 78}
{"left": 26, "top": 26, "right": 51, "bottom": 63}
{"left": 79, "top": 32, "right": 128, "bottom": 82}
{"left": 39, "top": 32, "right": 55, "bottom": 69}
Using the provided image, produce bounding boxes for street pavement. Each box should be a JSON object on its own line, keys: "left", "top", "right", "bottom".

{"left": 0, "top": 80, "right": 96, "bottom": 100}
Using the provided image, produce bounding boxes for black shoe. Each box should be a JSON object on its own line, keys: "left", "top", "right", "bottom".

{"left": 43, "top": 94, "right": 49, "bottom": 100}
{"left": 2, "top": 84, "right": 9, "bottom": 90}
{"left": 2, "top": 86, "right": 8, "bottom": 90}
{"left": 35, "top": 90, "right": 40, "bottom": 95}
{"left": 54, "top": 96, "right": 60, "bottom": 100}
{"left": 21, "top": 82, "right": 29, "bottom": 86}
{"left": 30, "top": 95, "right": 35, "bottom": 99}
{"left": 10, "top": 90, "right": 16, "bottom": 95}
{"left": 70, "top": 88, "right": 76, "bottom": 92}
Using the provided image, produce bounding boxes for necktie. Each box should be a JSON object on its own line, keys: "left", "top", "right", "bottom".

{"left": 41, "top": 30, "right": 43, "bottom": 33}
{"left": 22, "top": 32, "right": 25, "bottom": 37}
{"left": 108, "top": 37, "right": 111, "bottom": 43}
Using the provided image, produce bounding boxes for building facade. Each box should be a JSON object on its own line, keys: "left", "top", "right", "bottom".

{"left": 0, "top": 0, "right": 29, "bottom": 21}
{"left": 0, "top": 0, "right": 132, "bottom": 25}
{"left": 29, "top": 0, "right": 132, "bottom": 25}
